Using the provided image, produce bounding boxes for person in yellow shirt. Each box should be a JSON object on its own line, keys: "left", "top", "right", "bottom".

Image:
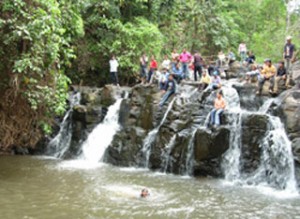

{"left": 198, "top": 70, "right": 211, "bottom": 90}
{"left": 257, "top": 59, "right": 276, "bottom": 95}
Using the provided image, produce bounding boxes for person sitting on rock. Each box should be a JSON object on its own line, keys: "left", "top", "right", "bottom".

{"left": 158, "top": 68, "right": 169, "bottom": 90}
{"left": 140, "top": 188, "right": 150, "bottom": 198}
{"left": 256, "top": 59, "right": 276, "bottom": 95}
{"left": 199, "top": 70, "right": 211, "bottom": 90}
{"left": 227, "top": 50, "right": 236, "bottom": 66}
{"left": 273, "top": 61, "right": 287, "bottom": 95}
{"left": 172, "top": 62, "right": 184, "bottom": 83}
{"left": 245, "top": 65, "right": 262, "bottom": 83}
{"left": 159, "top": 74, "right": 176, "bottom": 107}
{"left": 209, "top": 90, "right": 226, "bottom": 127}
{"left": 245, "top": 51, "right": 256, "bottom": 67}
{"left": 207, "top": 71, "right": 222, "bottom": 90}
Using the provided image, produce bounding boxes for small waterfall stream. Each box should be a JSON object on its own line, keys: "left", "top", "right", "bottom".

{"left": 47, "top": 92, "right": 81, "bottom": 158}
{"left": 161, "top": 134, "right": 177, "bottom": 173}
{"left": 141, "top": 98, "right": 176, "bottom": 168}
{"left": 82, "top": 97, "right": 123, "bottom": 163}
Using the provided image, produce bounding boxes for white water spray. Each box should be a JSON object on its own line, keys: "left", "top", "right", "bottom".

{"left": 82, "top": 98, "right": 123, "bottom": 163}
{"left": 47, "top": 92, "right": 81, "bottom": 158}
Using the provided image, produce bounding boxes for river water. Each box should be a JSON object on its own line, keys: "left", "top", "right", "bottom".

{"left": 0, "top": 156, "right": 300, "bottom": 219}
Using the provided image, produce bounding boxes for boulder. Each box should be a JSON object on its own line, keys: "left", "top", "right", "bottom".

{"left": 275, "top": 89, "right": 300, "bottom": 141}
{"left": 226, "top": 61, "right": 247, "bottom": 79}
{"left": 193, "top": 127, "right": 230, "bottom": 177}
{"left": 104, "top": 127, "right": 146, "bottom": 167}
{"left": 241, "top": 114, "right": 269, "bottom": 173}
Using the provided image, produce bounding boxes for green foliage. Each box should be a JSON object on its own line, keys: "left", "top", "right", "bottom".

{"left": 0, "top": 0, "right": 83, "bottom": 136}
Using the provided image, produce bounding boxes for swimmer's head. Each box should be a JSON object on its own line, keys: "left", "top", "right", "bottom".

{"left": 140, "top": 188, "right": 150, "bottom": 198}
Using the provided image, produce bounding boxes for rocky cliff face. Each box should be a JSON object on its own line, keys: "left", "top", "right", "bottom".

{"left": 40, "top": 62, "right": 300, "bottom": 186}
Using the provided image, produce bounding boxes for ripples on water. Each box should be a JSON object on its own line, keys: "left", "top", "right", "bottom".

{"left": 0, "top": 156, "right": 300, "bottom": 219}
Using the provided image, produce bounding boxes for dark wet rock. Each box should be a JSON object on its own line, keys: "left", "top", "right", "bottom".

{"left": 240, "top": 114, "right": 269, "bottom": 173}
{"left": 274, "top": 89, "right": 300, "bottom": 142}
{"left": 226, "top": 62, "right": 247, "bottom": 79}
{"left": 13, "top": 146, "right": 29, "bottom": 155}
{"left": 104, "top": 127, "right": 146, "bottom": 167}
{"left": 292, "top": 138, "right": 300, "bottom": 164}
{"left": 193, "top": 127, "right": 230, "bottom": 177}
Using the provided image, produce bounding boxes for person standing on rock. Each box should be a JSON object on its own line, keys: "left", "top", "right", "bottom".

{"left": 147, "top": 55, "right": 158, "bottom": 84}
{"left": 257, "top": 59, "right": 276, "bottom": 95}
{"left": 140, "top": 52, "right": 148, "bottom": 84}
{"left": 171, "top": 49, "right": 179, "bottom": 70}
{"left": 283, "top": 36, "right": 296, "bottom": 87}
{"left": 159, "top": 74, "right": 176, "bottom": 107}
{"left": 238, "top": 41, "right": 247, "bottom": 62}
{"left": 109, "top": 55, "right": 119, "bottom": 86}
{"left": 193, "top": 52, "right": 203, "bottom": 81}
{"left": 179, "top": 48, "right": 192, "bottom": 80}
{"left": 161, "top": 55, "right": 171, "bottom": 70}
{"left": 209, "top": 90, "right": 226, "bottom": 127}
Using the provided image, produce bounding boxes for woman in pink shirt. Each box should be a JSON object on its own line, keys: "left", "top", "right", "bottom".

{"left": 179, "top": 48, "right": 192, "bottom": 79}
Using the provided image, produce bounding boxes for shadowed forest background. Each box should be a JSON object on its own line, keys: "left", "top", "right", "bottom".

{"left": 0, "top": 0, "right": 299, "bottom": 150}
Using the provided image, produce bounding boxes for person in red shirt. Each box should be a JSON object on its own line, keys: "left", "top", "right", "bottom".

{"left": 147, "top": 55, "right": 158, "bottom": 83}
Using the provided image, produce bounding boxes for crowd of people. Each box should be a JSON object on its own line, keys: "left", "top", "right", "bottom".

{"left": 109, "top": 35, "right": 297, "bottom": 127}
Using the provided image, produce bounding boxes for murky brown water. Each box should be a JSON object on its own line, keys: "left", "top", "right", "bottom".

{"left": 0, "top": 156, "right": 300, "bottom": 219}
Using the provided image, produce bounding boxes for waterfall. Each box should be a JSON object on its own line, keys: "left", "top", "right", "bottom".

{"left": 47, "top": 92, "right": 81, "bottom": 158}
{"left": 82, "top": 98, "right": 123, "bottom": 163}
{"left": 221, "top": 83, "right": 297, "bottom": 192}
{"left": 222, "top": 112, "right": 242, "bottom": 180}
{"left": 247, "top": 116, "right": 297, "bottom": 192}
{"left": 185, "top": 129, "right": 198, "bottom": 176}
{"left": 141, "top": 98, "right": 176, "bottom": 168}
{"left": 161, "top": 134, "right": 177, "bottom": 173}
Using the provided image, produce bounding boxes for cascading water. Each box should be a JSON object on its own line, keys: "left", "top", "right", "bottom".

{"left": 161, "top": 134, "right": 177, "bottom": 173}
{"left": 184, "top": 129, "right": 198, "bottom": 176}
{"left": 82, "top": 97, "right": 123, "bottom": 163}
{"left": 47, "top": 92, "right": 81, "bottom": 158}
{"left": 221, "top": 82, "right": 297, "bottom": 193}
{"left": 142, "top": 98, "right": 176, "bottom": 168}
{"left": 246, "top": 116, "right": 297, "bottom": 192}
{"left": 221, "top": 85, "right": 243, "bottom": 180}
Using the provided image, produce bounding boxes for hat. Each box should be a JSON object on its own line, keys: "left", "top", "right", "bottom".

{"left": 213, "top": 71, "right": 219, "bottom": 76}
{"left": 286, "top": 36, "right": 292, "bottom": 40}
{"left": 264, "top": 58, "right": 271, "bottom": 63}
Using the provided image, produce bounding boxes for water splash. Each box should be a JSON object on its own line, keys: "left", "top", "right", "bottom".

{"left": 82, "top": 98, "right": 123, "bottom": 163}
{"left": 47, "top": 92, "right": 81, "bottom": 158}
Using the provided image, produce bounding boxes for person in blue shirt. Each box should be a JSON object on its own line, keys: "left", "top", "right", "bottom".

{"left": 172, "top": 62, "right": 184, "bottom": 83}
{"left": 159, "top": 74, "right": 176, "bottom": 107}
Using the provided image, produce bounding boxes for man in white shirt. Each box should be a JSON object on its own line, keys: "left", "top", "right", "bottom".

{"left": 109, "top": 55, "right": 119, "bottom": 86}
{"left": 161, "top": 55, "right": 171, "bottom": 70}
{"left": 238, "top": 42, "right": 247, "bottom": 62}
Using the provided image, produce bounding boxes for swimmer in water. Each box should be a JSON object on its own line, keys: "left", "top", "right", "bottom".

{"left": 140, "top": 188, "right": 150, "bottom": 198}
